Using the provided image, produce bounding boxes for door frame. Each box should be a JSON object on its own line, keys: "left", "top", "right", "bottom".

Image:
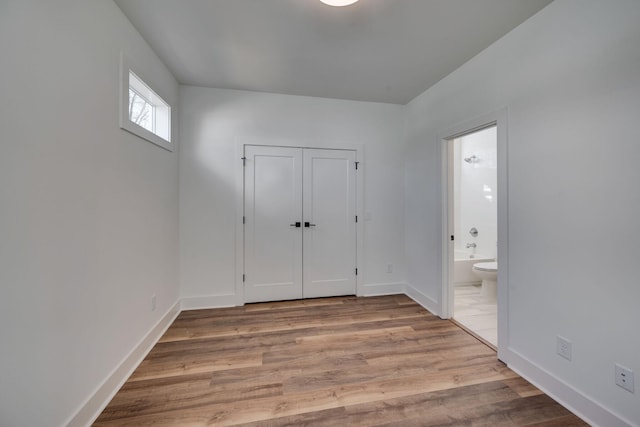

{"left": 234, "top": 141, "right": 364, "bottom": 306}
{"left": 438, "top": 108, "right": 509, "bottom": 361}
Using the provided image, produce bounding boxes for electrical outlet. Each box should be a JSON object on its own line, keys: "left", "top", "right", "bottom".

{"left": 386, "top": 263, "right": 393, "bottom": 274}
{"left": 615, "top": 364, "right": 634, "bottom": 393}
{"left": 151, "top": 294, "right": 157, "bottom": 311}
{"left": 556, "top": 336, "right": 572, "bottom": 361}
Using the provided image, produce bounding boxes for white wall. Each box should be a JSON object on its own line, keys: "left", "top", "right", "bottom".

{"left": 179, "top": 86, "right": 407, "bottom": 303}
{"left": 454, "top": 127, "right": 497, "bottom": 259}
{"left": 405, "top": 0, "right": 640, "bottom": 425}
{"left": 0, "top": 1, "right": 180, "bottom": 425}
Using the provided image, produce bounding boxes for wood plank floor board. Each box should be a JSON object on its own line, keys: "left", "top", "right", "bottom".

{"left": 160, "top": 298, "right": 429, "bottom": 343}
{"left": 129, "top": 351, "right": 264, "bottom": 381}
{"left": 242, "top": 381, "right": 536, "bottom": 427}
{"left": 438, "top": 393, "right": 580, "bottom": 426}
{"left": 502, "top": 377, "right": 545, "bottom": 398}
{"left": 95, "top": 295, "right": 588, "bottom": 426}
{"left": 160, "top": 308, "right": 428, "bottom": 343}
{"left": 101, "top": 381, "right": 285, "bottom": 421}
{"left": 260, "top": 328, "right": 480, "bottom": 366}
{"left": 209, "top": 352, "right": 370, "bottom": 388}
{"left": 523, "top": 414, "right": 592, "bottom": 426}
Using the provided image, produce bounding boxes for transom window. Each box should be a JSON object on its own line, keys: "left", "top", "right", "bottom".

{"left": 120, "top": 54, "right": 173, "bottom": 151}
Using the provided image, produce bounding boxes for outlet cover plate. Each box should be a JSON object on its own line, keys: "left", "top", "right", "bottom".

{"left": 556, "top": 336, "right": 572, "bottom": 361}
{"left": 615, "top": 364, "right": 634, "bottom": 393}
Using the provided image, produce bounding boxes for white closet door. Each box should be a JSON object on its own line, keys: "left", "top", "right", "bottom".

{"left": 244, "top": 146, "right": 303, "bottom": 303}
{"left": 302, "top": 149, "right": 356, "bottom": 298}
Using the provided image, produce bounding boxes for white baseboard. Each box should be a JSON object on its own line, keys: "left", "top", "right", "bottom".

{"left": 65, "top": 300, "right": 181, "bottom": 427}
{"left": 507, "top": 349, "right": 635, "bottom": 427}
{"left": 180, "top": 293, "right": 237, "bottom": 310}
{"left": 359, "top": 282, "right": 405, "bottom": 297}
{"left": 404, "top": 283, "right": 441, "bottom": 316}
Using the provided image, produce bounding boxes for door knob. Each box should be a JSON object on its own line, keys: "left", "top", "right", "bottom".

{"left": 290, "top": 222, "right": 301, "bottom": 228}
{"left": 304, "top": 222, "right": 316, "bottom": 228}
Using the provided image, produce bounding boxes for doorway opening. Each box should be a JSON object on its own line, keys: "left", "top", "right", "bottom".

{"left": 441, "top": 109, "right": 507, "bottom": 359}
{"left": 450, "top": 125, "right": 498, "bottom": 348}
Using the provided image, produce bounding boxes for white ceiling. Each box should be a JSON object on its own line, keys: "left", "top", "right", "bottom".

{"left": 115, "top": 0, "right": 552, "bottom": 105}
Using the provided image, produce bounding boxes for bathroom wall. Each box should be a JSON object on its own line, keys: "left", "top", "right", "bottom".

{"left": 405, "top": 0, "right": 640, "bottom": 424}
{"left": 454, "top": 127, "right": 497, "bottom": 259}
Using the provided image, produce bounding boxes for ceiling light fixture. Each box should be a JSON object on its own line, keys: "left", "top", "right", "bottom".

{"left": 319, "top": 0, "right": 359, "bottom": 6}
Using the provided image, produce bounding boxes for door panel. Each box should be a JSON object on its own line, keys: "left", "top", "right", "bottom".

{"left": 244, "top": 146, "right": 356, "bottom": 303}
{"left": 244, "top": 146, "right": 303, "bottom": 303}
{"left": 303, "top": 149, "right": 356, "bottom": 298}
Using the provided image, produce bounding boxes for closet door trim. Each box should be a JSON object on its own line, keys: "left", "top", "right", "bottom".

{"left": 235, "top": 142, "right": 364, "bottom": 305}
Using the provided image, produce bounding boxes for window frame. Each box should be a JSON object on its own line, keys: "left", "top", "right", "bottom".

{"left": 120, "top": 53, "right": 173, "bottom": 152}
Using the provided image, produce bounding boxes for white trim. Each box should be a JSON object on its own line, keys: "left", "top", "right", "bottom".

{"left": 440, "top": 134, "right": 454, "bottom": 318}
{"left": 507, "top": 350, "right": 635, "bottom": 427}
{"left": 437, "top": 108, "right": 509, "bottom": 362}
{"left": 355, "top": 147, "right": 364, "bottom": 300}
{"left": 119, "top": 53, "right": 173, "bottom": 152}
{"left": 495, "top": 110, "right": 509, "bottom": 363}
{"left": 404, "top": 283, "right": 441, "bottom": 317}
{"left": 65, "top": 300, "right": 180, "bottom": 427}
{"left": 360, "top": 282, "right": 406, "bottom": 297}
{"left": 180, "top": 294, "right": 237, "bottom": 310}
{"left": 234, "top": 141, "right": 246, "bottom": 306}
{"left": 234, "top": 140, "right": 365, "bottom": 306}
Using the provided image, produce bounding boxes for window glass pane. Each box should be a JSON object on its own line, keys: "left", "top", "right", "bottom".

{"left": 128, "top": 88, "right": 154, "bottom": 133}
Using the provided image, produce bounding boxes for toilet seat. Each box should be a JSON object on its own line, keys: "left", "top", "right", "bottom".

{"left": 473, "top": 262, "right": 497, "bottom": 272}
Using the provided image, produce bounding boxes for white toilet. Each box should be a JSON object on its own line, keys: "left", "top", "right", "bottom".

{"left": 472, "top": 261, "right": 498, "bottom": 299}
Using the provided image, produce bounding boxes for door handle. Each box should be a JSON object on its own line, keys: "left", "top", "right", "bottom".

{"left": 290, "top": 222, "right": 301, "bottom": 228}
{"left": 304, "top": 222, "right": 316, "bottom": 228}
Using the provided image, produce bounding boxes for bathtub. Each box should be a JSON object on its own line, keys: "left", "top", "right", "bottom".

{"left": 454, "top": 250, "right": 494, "bottom": 286}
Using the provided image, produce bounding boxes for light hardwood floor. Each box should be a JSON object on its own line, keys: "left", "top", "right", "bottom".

{"left": 95, "top": 295, "right": 587, "bottom": 426}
